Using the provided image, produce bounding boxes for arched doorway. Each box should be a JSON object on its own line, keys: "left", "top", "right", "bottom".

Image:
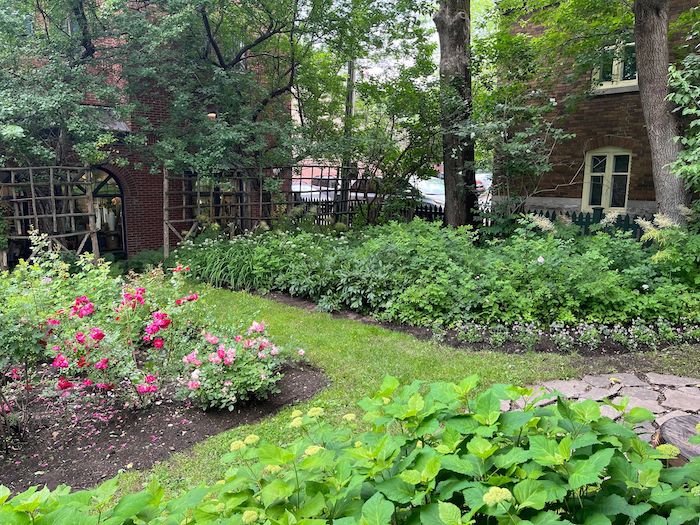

{"left": 92, "top": 168, "right": 127, "bottom": 258}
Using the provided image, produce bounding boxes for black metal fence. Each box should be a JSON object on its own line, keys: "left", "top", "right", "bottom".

{"left": 525, "top": 208, "right": 650, "bottom": 239}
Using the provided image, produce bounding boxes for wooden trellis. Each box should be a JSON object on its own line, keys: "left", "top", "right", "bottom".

{"left": 0, "top": 166, "right": 99, "bottom": 268}
{"left": 162, "top": 168, "right": 276, "bottom": 258}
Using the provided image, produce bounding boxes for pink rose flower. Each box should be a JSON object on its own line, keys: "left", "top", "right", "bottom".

{"left": 153, "top": 338, "right": 165, "bottom": 349}
{"left": 145, "top": 374, "right": 157, "bottom": 384}
{"left": 94, "top": 358, "right": 109, "bottom": 370}
{"left": 209, "top": 353, "right": 222, "bottom": 364}
{"left": 204, "top": 333, "right": 219, "bottom": 345}
{"left": 248, "top": 321, "right": 265, "bottom": 334}
{"left": 82, "top": 378, "right": 94, "bottom": 387}
{"left": 75, "top": 332, "right": 86, "bottom": 344}
{"left": 90, "top": 327, "right": 105, "bottom": 341}
{"left": 52, "top": 353, "right": 70, "bottom": 368}
{"left": 187, "top": 380, "right": 200, "bottom": 390}
{"left": 182, "top": 351, "right": 202, "bottom": 366}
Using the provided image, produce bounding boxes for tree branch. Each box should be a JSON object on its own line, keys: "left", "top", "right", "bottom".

{"left": 199, "top": 6, "right": 227, "bottom": 69}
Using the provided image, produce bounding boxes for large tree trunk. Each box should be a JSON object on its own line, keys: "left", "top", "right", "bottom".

{"left": 634, "top": 0, "right": 689, "bottom": 222}
{"left": 433, "top": 0, "right": 477, "bottom": 227}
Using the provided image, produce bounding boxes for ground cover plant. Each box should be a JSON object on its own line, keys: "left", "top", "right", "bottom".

{"left": 1, "top": 376, "right": 699, "bottom": 524}
{"left": 175, "top": 215, "right": 700, "bottom": 353}
{"left": 0, "top": 233, "right": 294, "bottom": 460}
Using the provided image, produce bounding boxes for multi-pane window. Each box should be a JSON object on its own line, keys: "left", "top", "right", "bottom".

{"left": 582, "top": 149, "right": 632, "bottom": 212}
{"left": 593, "top": 43, "right": 637, "bottom": 91}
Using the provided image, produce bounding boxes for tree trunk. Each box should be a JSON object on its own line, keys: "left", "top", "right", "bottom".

{"left": 634, "top": 0, "right": 689, "bottom": 222}
{"left": 433, "top": 0, "right": 477, "bottom": 227}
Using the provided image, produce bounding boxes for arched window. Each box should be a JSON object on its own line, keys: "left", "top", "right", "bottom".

{"left": 581, "top": 147, "right": 632, "bottom": 213}
{"left": 92, "top": 168, "right": 126, "bottom": 257}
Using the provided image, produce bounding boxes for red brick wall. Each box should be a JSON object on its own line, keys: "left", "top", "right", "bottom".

{"left": 528, "top": 0, "right": 695, "bottom": 211}
{"left": 104, "top": 85, "right": 171, "bottom": 255}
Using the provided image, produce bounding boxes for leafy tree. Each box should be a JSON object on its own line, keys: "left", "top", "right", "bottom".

{"left": 668, "top": 6, "right": 700, "bottom": 195}
{"left": 499, "top": 0, "right": 693, "bottom": 222}
{"left": 434, "top": 0, "right": 478, "bottom": 226}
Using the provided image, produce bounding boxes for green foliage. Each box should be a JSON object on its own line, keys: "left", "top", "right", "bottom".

{"left": 176, "top": 219, "right": 700, "bottom": 328}
{"left": 126, "top": 249, "right": 165, "bottom": 274}
{"left": 2, "top": 376, "right": 699, "bottom": 524}
{"left": 668, "top": 7, "right": 700, "bottom": 191}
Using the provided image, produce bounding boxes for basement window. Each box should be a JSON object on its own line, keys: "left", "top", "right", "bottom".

{"left": 581, "top": 147, "right": 632, "bottom": 213}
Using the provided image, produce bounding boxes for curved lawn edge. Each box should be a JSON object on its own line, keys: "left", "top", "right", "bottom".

{"left": 113, "top": 287, "right": 580, "bottom": 494}
{"left": 114, "top": 287, "right": 700, "bottom": 495}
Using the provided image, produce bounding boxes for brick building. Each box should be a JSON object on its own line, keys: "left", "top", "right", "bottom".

{"left": 524, "top": 0, "right": 696, "bottom": 216}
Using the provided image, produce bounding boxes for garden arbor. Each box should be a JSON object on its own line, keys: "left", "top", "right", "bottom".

{"left": 0, "top": 166, "right": 99, "bottom": 269}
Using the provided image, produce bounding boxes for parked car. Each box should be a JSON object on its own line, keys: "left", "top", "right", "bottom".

{"left": 291, "top": 177, "right": 377, "bottom": 203}
{"left": 410, "top": 172, "right": 492, "bottom": 207}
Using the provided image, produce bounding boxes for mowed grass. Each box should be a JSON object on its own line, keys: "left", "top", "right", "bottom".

{"left": 117, "top": 287, "right": 700, "bottom": 494}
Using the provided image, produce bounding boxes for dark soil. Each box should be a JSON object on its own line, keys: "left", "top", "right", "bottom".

{"left": 0, "top": 362, "right": 327, "bottom": 492}
{"left": 263, "top": 292, "right": 700, "bottom": 376}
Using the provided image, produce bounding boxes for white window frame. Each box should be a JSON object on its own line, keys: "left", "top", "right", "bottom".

{"left": 592, "top": 43, "right": 638, "bottom": 94}
{"left": 581, "top": 147, "right": 632, "bottom": 213}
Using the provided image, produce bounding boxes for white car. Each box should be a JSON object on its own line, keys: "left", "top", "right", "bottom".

{"left": 410, "top": 172, "right": 492, "bottom": 207}
{"left": 291, "top": 178, "right": 377, "bottom": 203}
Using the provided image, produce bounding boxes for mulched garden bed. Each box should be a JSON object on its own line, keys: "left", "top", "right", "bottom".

{"left": 262, "top": 292, "right": 696, "bottom": 371}
{"left": 0, "top": 362, "right": 327, "bottom": 492}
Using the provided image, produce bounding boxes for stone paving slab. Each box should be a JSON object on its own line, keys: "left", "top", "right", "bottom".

{"left": 511, "top": 373, "right": 700, "bottom": 443}
{"left": 662, "top": 390, "right": 700, "bottom": 412}
{"left": 618, "top": 386, "right": 660, "bottom": 401}
{"left": 656, "top": 410, "right": 691, "bottom": 427}
{"left": 646, "top": 373, "right": 700, "bottom": 387}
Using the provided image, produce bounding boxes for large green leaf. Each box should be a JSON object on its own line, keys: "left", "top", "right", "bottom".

{"left": 567, "top": 448, "right": 615, "bottom": 489}
{"left": 261, "top": 479, "right": 295, "bottom": 507}
{"left": 513, "top": 479, "right": 547, "bottom": 510}
{"left": 361, "top": 493, "right": 395, "bottom": 525}
{"left": 376, "top": 477, "right": 415, "bottom": 504}
{"left": 438, "top": 502, "right": 462, "bottom": 525}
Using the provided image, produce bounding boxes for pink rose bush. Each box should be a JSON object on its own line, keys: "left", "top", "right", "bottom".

{"left": 179, "top": 323, "right": 285, "bottom": 410}
{"left": 1, "top": 241, "right": 298, "bottom": 446}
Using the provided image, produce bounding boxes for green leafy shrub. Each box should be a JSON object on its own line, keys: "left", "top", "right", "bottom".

{"left": 1, "top": 377, "right": 699, "bottom": 524}
{"left": 0, "top": 235, "right": 291, "bottom": 446}
{"left": 175, "top": 218, "right": 700, "bottom": 332}
{"left": 126, "top": 249, "right": 165, "bottom": 273}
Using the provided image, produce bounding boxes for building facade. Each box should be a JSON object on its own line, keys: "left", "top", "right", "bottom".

{"left": 525, "top": 0, "right": 696, "bottom": 216}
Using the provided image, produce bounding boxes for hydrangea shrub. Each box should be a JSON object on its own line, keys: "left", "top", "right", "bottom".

{"left": 1, "top": 377, "right": 698, "bottom": 524}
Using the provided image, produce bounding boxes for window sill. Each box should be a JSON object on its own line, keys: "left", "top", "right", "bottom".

{"left": 591, "top": 83, "right": 639, "bottom": 96}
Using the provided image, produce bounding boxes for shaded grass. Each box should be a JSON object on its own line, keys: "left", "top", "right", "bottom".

{"left": 117, "top": 288, "right": 700, "bottom": 494}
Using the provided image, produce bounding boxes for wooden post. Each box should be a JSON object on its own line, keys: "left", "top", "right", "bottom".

{"left": 85, "top": 167, "right": 100, "bottom": 260}
{"left": 10, "top": 170, "right": 22, "bottom": 236}
{"left": 49, "top": 167, "right": 57, "bottom": 233}
{"left": 163, "top": 167, "right": 170, "bottom": 259}
{"left": 28, "top": 167, "right": 39, "bottom": 231}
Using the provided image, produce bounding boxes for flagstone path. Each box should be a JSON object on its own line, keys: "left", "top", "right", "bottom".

{"left": 507, "top": 372, "right": 700, "bottom": 456}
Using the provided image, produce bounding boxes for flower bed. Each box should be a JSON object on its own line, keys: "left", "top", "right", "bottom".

{"left": 0, "top": 233, "right": 301, "bottom": 453}
{"left": 175, "top": 216, "right": 700, "bottom": 351}
{"left": 1, "top": 376, "right": 698, "bottom": 523}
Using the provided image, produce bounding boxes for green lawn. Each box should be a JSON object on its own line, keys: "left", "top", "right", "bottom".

{"left": 117, "top": 287, "right": 700, "bottom": 494}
